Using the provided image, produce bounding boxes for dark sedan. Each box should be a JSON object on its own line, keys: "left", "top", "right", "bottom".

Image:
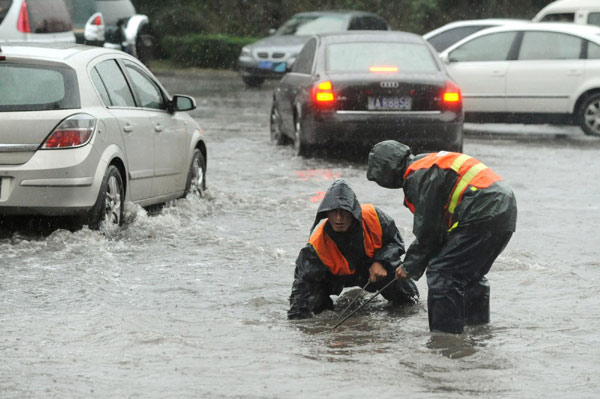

{"left": 270, "top": 31, "right": 464, "bottom": 156}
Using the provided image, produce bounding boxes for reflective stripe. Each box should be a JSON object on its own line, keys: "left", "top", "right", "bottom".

{"left": 450, "top": 154, "right": 471, "bottom": 172}
{"left": 448, "top": 162, "right": 488, "bottom": 214}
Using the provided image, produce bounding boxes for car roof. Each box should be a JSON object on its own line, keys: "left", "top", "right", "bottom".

{"left": 316, "top": 30, "right": 424, "bottom": 44}
{"left": 423, "top": 18, "right": 529, "bottom": 39}
{"left": 536, "top": 0, "right": 600, "bottom": 12}
{"left": 292, "top": 10, "right": 382, "bottom": 18}
{"left": 441, "top": 21, "right": 600, "bottom": 54}
{"left": 0, "top": 42, "right": 127, "bottom": 63}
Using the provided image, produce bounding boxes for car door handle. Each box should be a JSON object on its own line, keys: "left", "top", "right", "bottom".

{"left": 154, "top": 123, "right": 164, "bottom": 132}
{"left": 123, "top": 124, "right": 133, "bottom": 133}
{"left": 567, "top": 69, "right": 582, "bottom": 76}
{"left": 490, "top": 70, "right": 505, "bottom": 77}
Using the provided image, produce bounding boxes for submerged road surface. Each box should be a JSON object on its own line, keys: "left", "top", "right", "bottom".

{"left": 1, "top": 69, "right": 599, "bottom": 398}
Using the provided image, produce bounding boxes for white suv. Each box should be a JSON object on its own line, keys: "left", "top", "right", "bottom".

{"left": 439, "top": 22, "right": 600, "bottom": 136}
{"left": 0, "top": 0, "right": 75, "bottom": 43}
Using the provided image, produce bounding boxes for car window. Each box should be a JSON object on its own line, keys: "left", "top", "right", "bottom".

{"left": 348, "top": 16, "right": 388, "bottom": 30}
{"left": 518, "top": 32, "right": 582, "bottom": 60}
{"left": 292, "top": 38, "right": 316, "bottom": 74}
{"left": 122, "top": 60, "right": 165, "bottom": 110}
{"left": 27, "top": 0, "right": 73, "bottom": 33}
{"left": 0, "top": 0, "right": 11, "bottom": 25}
{"left": 428, "top": 26, "right": 489, "bottom": 52}
{"left": 96, "top": 0, "right": 135, "bottom": 26}
{"left": 63, "top": 0, "right": 97, "bottom": 29}
{"left": 587, "top": 41, "right": 600, "bottom": 59}
{"left": 0, "top": 63, "right": 79, "bottom": 112}
{"left": 90, "top": 68, "right": 112, "bottom": 106}
{"left": 276, "top": 15, "right": 347, "bottom": 35}
{"left": 94, "top": 59, "right": 136, "bottom": 107}
{"left": 326, "top": 42, "right": 439, "bottom": 73}
{"left": 588, "top": 13, "right": 600, "bottom": 27}
{"left": 449, "top": 32, "right": 517, "bottom": 62}
{"left": 540, "top": 13, "right": 575, "bottom": 22}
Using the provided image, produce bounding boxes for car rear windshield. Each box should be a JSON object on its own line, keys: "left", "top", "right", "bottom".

{"left": 63, "top": 0, "right": 97, "bottom": 29}
{"left": 0, "top": 0, "right": 11, "bottom": 25}
{"left": 28, "top": 0, "right": 73, "bottom": 33}
{"left": 326, "top": 42, "right": 440, "bottom": 73}
{"left": 96, "top": 0, "right": 135, "bottom": 26}
{"left": 276, "top": 15, "right": 347, "bottom": 35}
{"left": 0, "top": 63, "right": 79, "bottom": 112}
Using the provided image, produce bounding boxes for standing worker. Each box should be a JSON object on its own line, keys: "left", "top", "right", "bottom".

{"left": 366, "top": 141, "right": 517, "bottom": 334}
{"left": 287, "top": 179, "right": 419, "bottom": 319}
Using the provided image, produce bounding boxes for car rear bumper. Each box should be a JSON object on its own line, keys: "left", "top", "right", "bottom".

{"left": 304, "top": 109, "right": 464, "bottom": 151}
{"left": 0, "top": 146, "right": 102, "bottom": 216}
{"left": 238, "top": 58, "right": 288, "bottom": 79}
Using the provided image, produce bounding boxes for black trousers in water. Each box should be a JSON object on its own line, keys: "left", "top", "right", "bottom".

{"left": 426, "top": 229, "right": 513, "bottom": 334}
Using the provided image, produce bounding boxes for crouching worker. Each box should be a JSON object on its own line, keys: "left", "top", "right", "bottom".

{"left": 287, "top": 179, "right": 419, "bottom": 319}
{"left": 367, "top": 140, "right": 517, "bottom": 334}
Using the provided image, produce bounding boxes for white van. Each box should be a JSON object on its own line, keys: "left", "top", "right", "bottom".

{"left": 533, "top": 0, "right": 600, "bottom": 27}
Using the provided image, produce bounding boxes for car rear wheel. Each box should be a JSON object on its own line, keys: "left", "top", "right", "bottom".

{"left": 183, "top": 149, "right": 206, "bottom": 197}
{"left": 242, "top": 76, "right": 265, "bottom": 88}
{"left": 578, "top": 93, "right": 600, "bottom": 136}
{"left": 88, "top": 165, "right": 124, "bottom": 229}
{"left": 294, "top": 117, "right": 310, "bottom": 156}
{"left": 270, "top": 105, "right": 287, "bottom": 145}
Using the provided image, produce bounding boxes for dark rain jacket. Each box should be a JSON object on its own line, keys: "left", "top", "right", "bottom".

{"left": 288, "top": 180, "right": 405, "bottom": 317}
{"left": 367, "top": 141, "right": 517, "bottom": 280}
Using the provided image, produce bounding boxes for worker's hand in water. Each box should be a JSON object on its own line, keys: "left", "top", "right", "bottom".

{"left": 369, "top": 262, "right": 387, "bottom": 282}
{"left": 395, "top": 266, "right": 408, "bottom": 279}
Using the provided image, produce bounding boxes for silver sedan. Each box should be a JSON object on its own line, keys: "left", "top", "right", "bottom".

{"left": 0, "top": 43, "right": 207, "bottom": 228}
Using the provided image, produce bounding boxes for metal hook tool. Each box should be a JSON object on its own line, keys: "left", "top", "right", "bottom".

{"left": 332, "top": 277, "right": 398, "bottom": 330}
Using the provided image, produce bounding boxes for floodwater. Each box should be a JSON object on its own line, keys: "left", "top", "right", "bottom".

{"left": 1, "top": 69, "right": 600, "bottom": 398}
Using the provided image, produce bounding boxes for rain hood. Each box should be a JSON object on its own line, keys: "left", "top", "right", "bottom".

{"left": 310, "top": 179, "right": 362, "bottom": 233}
{"left": 367, "top": 140, "right": 413, "bottom": 189}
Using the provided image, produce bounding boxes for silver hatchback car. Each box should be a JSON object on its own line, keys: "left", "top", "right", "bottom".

{"left": 0, "top": 43, "right": 207, "bottom": 228}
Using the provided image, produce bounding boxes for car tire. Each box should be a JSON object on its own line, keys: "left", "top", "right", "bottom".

{"left": 88, "top": 165, "right": 124, "bottom": 229}
{"left": 242, "top": 76, "right": 265, "bottom": 88}
{"left": 294, "top": 116, "right": 311, "bottom": 157}
{"left": 183, "top": 149, "right": 206, "bottom": 197}
{"left": 270, "top": 105, "right": 287, "bottom": 145}
{"left": 577, "top": 92, "right": 600, "bottom": 136}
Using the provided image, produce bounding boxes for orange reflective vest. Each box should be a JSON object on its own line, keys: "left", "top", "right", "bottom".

{"left": 403, "top": 151, "right": 502, "bottom": 229}
{"left": 308, "top": 204, "right": 383, "bottom": 276}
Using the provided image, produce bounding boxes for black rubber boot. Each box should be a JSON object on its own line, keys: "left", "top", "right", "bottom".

{"left": 465, "top": 278, "right": 490, "bottom": 325}
{"left": 428, "top": 288, "right": 465, "bottom": 334}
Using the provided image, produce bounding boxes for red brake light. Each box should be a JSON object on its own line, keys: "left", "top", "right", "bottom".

{"left": 17, "top": 0, "right": 31, "bottom": 33}
{"left": 443, "top": 81, "right": 461, "bottom": 104}
{"left": 92, "top": 15, "right": 103, "bottom": 26}
{"left": 42, "top": 114, "right": 97, "bottom": 149}
{"left": 369, "top": 66, "right": 398, "bottom": 73}
{"left": 314, "top": 80, "right": 335, "bottom": 103}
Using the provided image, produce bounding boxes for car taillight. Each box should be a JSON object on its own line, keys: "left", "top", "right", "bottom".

{"left": 369, "top": 66, "right": 398, "bottom": 73}
{"left": 443, "top": 80, "right": 461, "bottom": 104}
{"left": 42, "top": 114, "right": 97, "bottom": 149}
{"left": 17, "top": 0, "right": 31, "bottom": 33}
{"left": 92, "top": 15, "right": 103, "bottom": 26}
{"left": 313, "top": 80, "right": 335, "bottom": 103}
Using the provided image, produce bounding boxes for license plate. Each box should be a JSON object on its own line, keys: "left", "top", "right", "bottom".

{"left": 258, "top": 61, "right": 286, "bottom": 72}
{"left": 368, "top": 96, "right": 412, "bottom": 111}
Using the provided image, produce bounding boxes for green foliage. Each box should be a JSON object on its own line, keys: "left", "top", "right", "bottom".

{"left": 159, "top": 34, "right": 259, "bottom": 69}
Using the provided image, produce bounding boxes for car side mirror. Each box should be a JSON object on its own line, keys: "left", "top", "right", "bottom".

{"left": 171, "top": 95, "right": 196, "bottom": 113}
{"left": 440, "top": 53, "right": 450, "bottom": 64}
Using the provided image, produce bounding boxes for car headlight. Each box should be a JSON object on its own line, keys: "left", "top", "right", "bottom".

{"left": 241, "top": 46, "right": 251, "bottom": 57}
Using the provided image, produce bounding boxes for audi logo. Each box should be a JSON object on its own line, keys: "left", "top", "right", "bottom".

{"left": 380, "top": 81, "right": 399, "bottom": 89}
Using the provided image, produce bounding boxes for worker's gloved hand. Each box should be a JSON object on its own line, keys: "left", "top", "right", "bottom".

{"left": 395, "top": 265, "right": 409, "bottom": 279}
{"left": 369, "top": 262, "right": 388, "bottom": 283}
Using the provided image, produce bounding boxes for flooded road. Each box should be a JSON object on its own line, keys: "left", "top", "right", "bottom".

{"left": 1, "top": 69, "right": 600, "bottom": 398}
